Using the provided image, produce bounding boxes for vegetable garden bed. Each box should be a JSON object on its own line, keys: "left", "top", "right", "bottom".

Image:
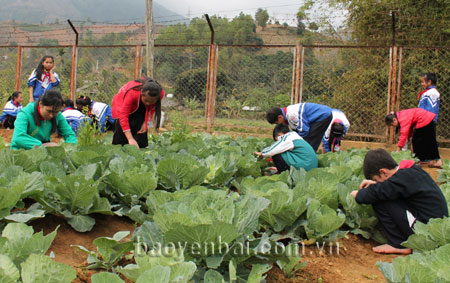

{"left": 0, "top": 128, "right": 448, "bottom": 282}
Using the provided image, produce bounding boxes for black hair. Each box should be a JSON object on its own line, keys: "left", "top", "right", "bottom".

{"left": 331, "top": 122, "right": 345, "bottom": 137}
{"left": 8, "top": 91, "right": 21, "bottom": 102}
{"left": 123, "top": 77, "right": 163, "bottom": 129}
{"left": 141, "top": 80, "right": 163, "bottom": 129}
{"left": 64, "top": 99, "right": 74, "bottom": 108}
{"left": 421, "top": 73, "right": 437, "bottom": 85}
{"left": 35, "top": 55, "right": 54, "bottom": 82}
{"left": 385, "top": 113, "right": 397, "bottom": 126}
{"left": 272, "top": 123, "right": 290, "bottom": 140}
{"left": 266, "top": 107, "right": 283, "bottom": 124}
{"left": 33, "top": 89, "right": 63, "bottom": 134}
{"left": 76, "top": 95, "right": 92, "bottom": 114}
{"left": 363, "top": 148, "right": 398, "bottom": 179}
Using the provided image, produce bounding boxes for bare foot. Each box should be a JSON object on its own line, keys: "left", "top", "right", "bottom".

{"left": 372, "top": 244, "right": 412, "bottom": 254}
{"left": 429, "top": 159, "right": 442, "bottom": 168}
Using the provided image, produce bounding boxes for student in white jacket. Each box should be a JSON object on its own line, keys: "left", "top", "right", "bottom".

{"left": 255, "top": 124, "right": 318, "bottom": 173}
{"left": 322, "top": 109, "right": 350, "bottom": 153}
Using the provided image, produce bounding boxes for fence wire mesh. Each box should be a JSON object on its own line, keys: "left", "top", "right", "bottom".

{"left": 216, "top": 46, "right": 295, "bottom": 121}
{"left": 153, "top": 45, "right": 210, "bottom": 119}
{"left": 76, "top": 46, "right": 136, "bottom": 105}
{"left": 399, "top": 47, "right": 450, "bottom": 143}
{"left": 0, "top": 47, "right": 17, "bottom": 101}
{"left": 302, "top": 47, "right": 391, "bottom": 141}
{"left": 1, "top": 44, "right": 449, "bottom": 145}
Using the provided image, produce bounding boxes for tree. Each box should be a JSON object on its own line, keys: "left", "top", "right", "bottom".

{"left": 333, "top": 0, "right": 450, "bottom": 46}
{"left": 296, "top": 1, "right": 313, "bottom": 35}
{"left": 296, "top": 12, "right": 306, "bottom": 35}
{"left": 308, "top": 22, "right": 319, "bottom": 31}
{"left": 255, "top": 8, "right": 269, "bottom": 29}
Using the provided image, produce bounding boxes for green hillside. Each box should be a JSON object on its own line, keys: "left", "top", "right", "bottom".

{"left": 0, "top": 0, "right": 186, "bottom": 24}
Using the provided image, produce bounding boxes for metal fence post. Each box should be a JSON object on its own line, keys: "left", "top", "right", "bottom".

{"left": 299, "top": 46, "right": 305, "bottom": 104}
{"left": 206, "top": 44, "right": 217, "bottom": 132}
{"left": 386, "top": 47, "right": 393, "bottom": 143}
{"left": 205, "top": 14, "right": 216, "bottom": 132}
{"left": 391, "top": 46, "right": 398, "bottom": 113}
{"left": 69, "top": 45, "right": 78, "bottom": 101}
{"left": 68, "top": 20, "right": 79, "bottom": 101}
{"left": 290, "top": 47, "right": 297, "bottom": 104}
{"left": 210, "top": 45, "right": 219, "bottom": 126}
{"left": 14, "top": 46, "right": 22, "bottom": 91}
{"left": 396, "top": 47, "right": 403, "bottom": 112}
{"left": 389, "top": 46, "right": 398, "bottom": 144}
{"left": 294, "top": 43, "right": 302, "bottom": 104}
{"left": 205, "top": 45, "right": 212, "bottom": 123}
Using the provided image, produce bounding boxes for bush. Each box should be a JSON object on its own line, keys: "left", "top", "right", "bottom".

{"left": 174, "top": 68, "right": 234, "bottom": 104}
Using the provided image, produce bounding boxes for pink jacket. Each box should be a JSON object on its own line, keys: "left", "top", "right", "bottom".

{"left": 112, "top": 80, "right": 164, "bottom": 132}
{"left": 396, "top": 108, "right": 435, "bottom": 148}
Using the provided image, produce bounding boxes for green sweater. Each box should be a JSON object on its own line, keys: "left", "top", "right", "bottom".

{"left": 11, "top": 102, "right": 77, "bottom": 150}
{"left": 261, "top": 131, "right": 318, "bottom": 171}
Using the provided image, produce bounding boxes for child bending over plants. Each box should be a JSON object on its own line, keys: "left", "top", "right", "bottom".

{"left": 351, "top": 149, "right": 448, "bottom": 254}
{"left": 385, "top": 109, "right": 442, "bottom": 168}
{"left": 254, "top": 123, "right": 318, "bottom": 173}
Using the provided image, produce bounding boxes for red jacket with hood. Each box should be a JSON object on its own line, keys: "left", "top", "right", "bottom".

{"left": 396, "top": 108, "right": 435, "bottom": 148}
{"left": 112, "top": 80, "right": 165, "bottom": 132}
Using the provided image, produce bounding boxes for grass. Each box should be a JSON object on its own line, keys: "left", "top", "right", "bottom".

{"left": 165, "top": 109, "right": 275, "bottom": 138}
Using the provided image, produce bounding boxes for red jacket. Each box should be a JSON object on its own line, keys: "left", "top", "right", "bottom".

{"left": 112, "top": 80, "right": 165, "bottom": 132}
{"left": 396, "top": 108, "right": 435, "bottom": 148}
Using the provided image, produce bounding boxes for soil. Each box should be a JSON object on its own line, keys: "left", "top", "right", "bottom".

{"left": 30, "top": 214, "right": 136, "bottom": 283}
{"left": 266, "top": 234, "right": 398, "bottom": 283}
{"left": 1, "top": 128, "right": 446, "bottom": 282}
{"left": 0, "top": 128, "right": 62, "bottom": 144}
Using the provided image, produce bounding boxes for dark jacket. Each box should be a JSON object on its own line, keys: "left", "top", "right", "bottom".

{"left": 356, "top": 163, "right": 448, "bottom": 223}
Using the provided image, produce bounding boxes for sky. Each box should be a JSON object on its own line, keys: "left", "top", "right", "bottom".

{"left": 157, "top": 0, "right": 308, "bottom": 24}
{"left": 156, "top": 0, "right": 347, "bottom": 27}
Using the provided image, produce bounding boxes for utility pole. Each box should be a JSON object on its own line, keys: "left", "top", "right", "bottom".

{"left": 145, "top": 0, "right": 154, "bottom": 78}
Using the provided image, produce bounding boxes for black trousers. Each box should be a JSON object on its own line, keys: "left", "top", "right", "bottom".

{"left": 106, "top": 119, "right": 116, "bottom": 132}
{"left": 372, "top": 199, "right": 414, "bottom": 249}
{"left": 1, "top": 115, "right": 16, "bottom": 129}
{"left": 412, "top": 121, "right": 440, "bottom": 161}
{"left": 272, "top": 154, "right": 290, "bottom": 173}
{"left": 303, "top": 115, "right": 333, "bottom": 151}
{"left": 112, "top": 102, "right": 148, "bottom": 148}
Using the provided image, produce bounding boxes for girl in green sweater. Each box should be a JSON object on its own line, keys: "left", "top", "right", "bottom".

{"left": 11, "top": 90, "right": 77, "bottom": 149}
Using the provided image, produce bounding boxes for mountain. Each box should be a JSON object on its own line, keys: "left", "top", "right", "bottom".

{"left": 0, "top": 0, "right": 187, "bottom": 24}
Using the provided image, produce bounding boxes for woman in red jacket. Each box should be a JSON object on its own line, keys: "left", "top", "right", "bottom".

{"left": 385, "top": 108, "right": 441, "bottom": 167}
{"left": 111, "top": 77, "right": 164, "bottom": 148}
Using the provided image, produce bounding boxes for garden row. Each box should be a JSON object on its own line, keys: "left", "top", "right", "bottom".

{"left": 0, "top": 129, "right": 449, "bottom": 282}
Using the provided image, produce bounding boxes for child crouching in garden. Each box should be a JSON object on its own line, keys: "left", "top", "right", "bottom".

{"left": 351, "top": 149, "right": 448, "bottom": 254}
{"left": 254, "top": 124, "right": 318, "bottom": 173}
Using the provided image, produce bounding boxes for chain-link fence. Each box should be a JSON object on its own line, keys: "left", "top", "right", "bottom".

{"left": 153, "top": 45, "right": 209, "bottom": 117}
{"left": 77, "top": 46, "right": 137, "bottom": 104}
{"left": 302, "top": 47, "right": 391, "bottom": 141}
{"left": 0, "top": 47, "right": 17, "bottom": 101}
{"left": 216, "top": 46, "right": 295, "bottom": 120}
{"left": 399, "top": 47, "right": 450, "bottom": 143}
{"left": 1, "top": 43, "right": 449, "bottom": 145}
